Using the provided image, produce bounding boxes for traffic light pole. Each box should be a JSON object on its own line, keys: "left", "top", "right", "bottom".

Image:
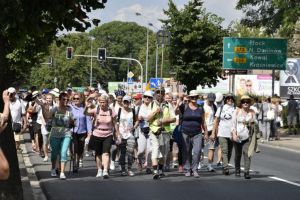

{"left": 73, "top": 55, "right": 144, "bottom": 91}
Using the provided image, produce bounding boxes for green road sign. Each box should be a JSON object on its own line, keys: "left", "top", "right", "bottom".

{"left": 223, "top": 37, "right": 287, "bottom": 70}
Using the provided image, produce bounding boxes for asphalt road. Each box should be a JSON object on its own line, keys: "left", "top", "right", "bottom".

{"left": 23, "top": 134, "right": 300, "bottom": 200}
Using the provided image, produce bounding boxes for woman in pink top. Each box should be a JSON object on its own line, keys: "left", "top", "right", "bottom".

{"left": 85, "top": 94, "right": 120, "bottom": 179}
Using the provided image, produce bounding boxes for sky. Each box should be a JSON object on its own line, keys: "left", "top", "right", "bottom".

{"left": 89, "top": 0, "right": 244, "bottom": 30}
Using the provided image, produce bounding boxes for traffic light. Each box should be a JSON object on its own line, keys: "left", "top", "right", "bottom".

{"left": 66, "top": 47, "right": 73, "bottom": 59}
{"left": 97, "top": 48, "right": 106, "bottom": 61}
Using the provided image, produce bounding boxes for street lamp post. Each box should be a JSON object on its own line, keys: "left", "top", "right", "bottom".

{"left": 89, "top": 36, "right": 95, "bottom": 87}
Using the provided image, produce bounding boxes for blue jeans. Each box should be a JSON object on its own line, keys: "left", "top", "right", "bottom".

{"left": 50, "top": 136, "right": 71, "bottom": 162}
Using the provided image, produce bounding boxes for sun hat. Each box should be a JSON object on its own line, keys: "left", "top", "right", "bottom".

{"left": 50, "top": 88, "right": 60, "bottom": 97}
{"left": 143, "top": 91, "right": 153, "bottom": 98}
{"left": 188, "top": 90, "right": 199, "bottom": 97}
{"left": 8, "top": 87, "right": 16, "bottom": 94}
{"left": 32, "top": 91, "right": 39, "bottom": 98}
{"left": 240, "top": 95, "right": 251, "bottom": 101}
{"left": 215, "top": 92, "right": 223, "bottom": 103}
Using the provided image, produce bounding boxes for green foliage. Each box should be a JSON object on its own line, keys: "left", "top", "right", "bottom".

{"left": 228, "top": 21, "right": 270, "bottom": 37}
{"left": 29, "top": 21, "right": 153, "bottom": 89}
{"left": 236, "top": 0, "right": 300, "bottom": 37}
{"left": 162, "top": 0, "right": 227, "bottom": 90}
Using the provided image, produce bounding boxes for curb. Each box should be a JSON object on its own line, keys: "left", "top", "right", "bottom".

{"left": 20, "top": 135, "right": 47, "bottom": 200}
{"left": 258, "top": 143, "right": 300, "bottom": 154}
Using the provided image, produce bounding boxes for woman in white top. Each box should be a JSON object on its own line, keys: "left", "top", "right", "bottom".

{"left": 212, "top": 93, "right": 235, "bottom": 176}
{"left": 118, "top": 95, "right": 139, "bottom": 176}
{"left": 232, "top": 95, "right": 257, "bottom": 179}
{"left": 137, "top": 91, "right": 153, "bottom": 174}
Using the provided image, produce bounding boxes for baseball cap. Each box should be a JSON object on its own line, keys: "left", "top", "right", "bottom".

{"left": 133, "top": 93, "right": 142, "bottom": 100}
{"left": 32, "top": 91, "right": 39, "bottom": 98}
{"left": 42, "top": 88, "right": 49, "bottom": 94}
{"left": 207, "top": 93, "right": 216, "bottom": 102}
{"left": 123, "top": 95, "right": 132, "bottom": 102}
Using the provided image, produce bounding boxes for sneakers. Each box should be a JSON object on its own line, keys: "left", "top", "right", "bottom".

{"left": 128, "top": 170, "right": 135, "bottom": 177}
{"left": 51, "top": 169, "right": 57, "bottom": 177}
{"left": 43, "top": 156, "right": 49, "bottom": 162}
{"left": 79, "top": 159, "right": 83, "bottom": 168}
{"left": 197, "top": 162, "right": 203, "bottom": 170}
{"left": 185, "top": 171, "right": 191, "bottom": 177}
{"left": 216, "top": 162, "right": 223, "bottom": 168}
{"left": 96, "top": 169, "right": 103, "bottom": 178}
{"left": 193, "top": 170, "right": 199, "bottom": 178}
{"left": 158, "top": 170, "right": 165, "bottom": 178}
{"left": 103, "top": 170, "right": 109, "bottom": 179}
{"left": 172, "top": 161, "right": 179, "bottom": 169}
{"left": 85, "top": 151, "right": 90, "bottom": 157}
{"left": 153, "top": 170, "right": 160, "bottom": 180}
{"left": 60, "top": 173, "right": 66, "bottom": 180}
{"left": 110, "top": 161, "right": 115, "bottom": 170}
{"left": 121, "top": 170, "right": 127, "bottom": 176}
{"left": 235, "top": 169, "right": 241, "bottom": 177}
{"left": 207, "top": 164, "right": 215, "bottom": 172}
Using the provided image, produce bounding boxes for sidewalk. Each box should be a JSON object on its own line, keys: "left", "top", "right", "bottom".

{"left": 258, "top": 128, "right": 300, "bottom": 152}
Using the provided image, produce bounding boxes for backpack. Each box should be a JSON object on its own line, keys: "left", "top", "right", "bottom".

{"left": 117, "top": 107, "right": 136, "bottom": 124}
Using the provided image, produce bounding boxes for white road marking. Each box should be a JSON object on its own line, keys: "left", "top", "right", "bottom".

{"left": 269, "top": 176, "right": 300, "bottom": 187}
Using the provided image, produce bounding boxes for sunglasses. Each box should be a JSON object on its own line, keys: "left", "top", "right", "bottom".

{"left": 241, "top": 100, "right": 250, "bottom": 104}
{"left": 62, "top": 98, "right": 69, "bottom": 101}
{"left": 73, "top": 98, "right": 80, "bottom": 100}
{"left": 143, "top": 95, "right": 152, "bottom": 99}
{"left": 190, "top": 96, "right": 198, "bottom": 100}
{"left": 123, "top": 100, "right": 130, "bottom": 104}
{"left": 156, "top": 91, "right": 164, "bottom": 94}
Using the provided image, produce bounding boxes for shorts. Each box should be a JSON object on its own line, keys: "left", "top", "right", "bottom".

{"left": 287, "top": 115, "right": 297, "bottom": 126}
{"left": 33, "top": 122, "right": 41, "bottom": 134}
{"left": 207, "top": 131, "right": 219, "bottom": 150}
{"left": 89, "top": 135, "right": 113, "bottom": 156}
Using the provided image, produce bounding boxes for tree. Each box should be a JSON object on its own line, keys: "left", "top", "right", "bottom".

{"left": 236, "top": 0, "right": 300, "bottom": 37}
{"left": 162, "top": 0, "right": 227, "bottom": 90}
{"left": 90, "top": 21, "right": 152, "bottom": 84}
{"left": 0, "top": 1, "right": 107, "bottom": 199}
{"left": 228, "top": 21, "right": 270, "bottom": 38}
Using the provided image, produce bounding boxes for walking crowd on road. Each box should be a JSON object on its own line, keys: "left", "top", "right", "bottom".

{"left": 1, "top": 84, "right": 297, "bottom": 181}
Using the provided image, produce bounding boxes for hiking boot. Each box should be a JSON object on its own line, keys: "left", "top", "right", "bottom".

{"left": 244, "top": 171, "right": 251, "bottom": 179}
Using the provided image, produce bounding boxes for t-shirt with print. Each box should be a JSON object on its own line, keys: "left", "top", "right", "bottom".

{"left": 118, "top": 108, "right": 134, "bottom": 139}
{"left": 204, "top": 102, "right": 215, "bottom": 132}
{"left": 215, "top": 104, "right": 235, "bottom": 138}
{"left": 50, "top": 106, "right": 73, "bottom": 138}
{"left": 92, "top": 108, "right": 116, "bottom": 138}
